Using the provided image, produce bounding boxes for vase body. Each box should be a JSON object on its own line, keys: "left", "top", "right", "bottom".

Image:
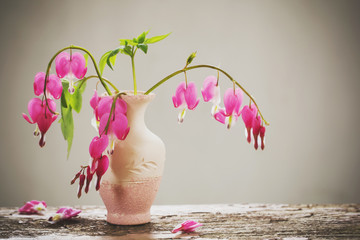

{"left": 99, "top": 92, "right": 165, "bottom": 225}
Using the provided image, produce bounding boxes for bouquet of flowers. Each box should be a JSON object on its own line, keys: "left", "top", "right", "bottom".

{"left": 22, "top": 31, "right": 269, "bottom": 198}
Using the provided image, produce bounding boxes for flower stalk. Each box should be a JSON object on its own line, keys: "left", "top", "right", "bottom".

{"left": 43, "top": 45, "right": 113, "bottom": 114}
{"left": 145, "top": 64, "right": 269, "bottom": 126}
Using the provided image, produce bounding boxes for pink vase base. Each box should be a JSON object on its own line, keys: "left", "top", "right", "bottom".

{"left": 99, "top": 176, "right": 162, "bottom": 225}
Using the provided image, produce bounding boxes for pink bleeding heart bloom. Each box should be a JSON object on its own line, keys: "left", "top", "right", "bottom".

{"left": 49, "top": 207, "right": 81, "bottom": 222}
{"left": 22, "top": 98, "right": 58, "bottom": 147}
{"left": 241, "top": 104, "right": 258, "bottom": 143}
{"left": 96, "top": 96, "right": 127, "bottom": 121}
{"left": 171, "top": 220, "right": 202, "bottom": 233}
{"left": 260, "top": 125, "right": 266, "bottom": 150}
{"left": 252, "top": 115, "right": 262, "bottom": 150}
{"left": 99, "top": 112, "right": 130, "bottom": 153}
{"left": 98, "top": 97, "right": 129, "bottom": 153}
{"left": 77, "top": 174, "right": 86, "bottom": 198}
{"left": 55, "top": 52, "right": 87, "bottom": 94}
{"left": 91, "top": 94, "right": 128, "bottom": 133}
{"left": 95, "top": 155, "right": 109, "bottom": 191}
{"left": 33, "top": 72, "right": 63, "bottom": 100}
{"left": 19, "top": 200, "right": 47, "bottom": 214}
{"left": 84, "top": 166, "right": 93, "bottom": 194}
{"left": 214, "top": 88, "right": 243, "bottom": 129}
{"left": 74, "top": 134, "right": 110, "bottom": 195}
{"left": 201, "top": 76, "right": 221, "bottom": 115}
{"left": 172, "top": 82, "right": 200, "bottom": 123}
{"left": 89, "top": 135, "right": 109, "bottom": 160}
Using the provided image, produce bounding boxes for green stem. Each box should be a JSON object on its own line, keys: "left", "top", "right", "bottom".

{"left": 145, "top": 64, "right": 269, "bottom": 126}
{"left": 131, "top": 54, "right": 137, "bottom": 95}
{"left": 76, "top": 75, "right": 119, "bottom": 92}
{"left": 43, "top": 45, "right": 113, "bottom": 114}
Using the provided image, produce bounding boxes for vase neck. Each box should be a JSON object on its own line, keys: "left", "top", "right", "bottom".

{"left": 121, "top": 92, "right": 155, "bottom": 130}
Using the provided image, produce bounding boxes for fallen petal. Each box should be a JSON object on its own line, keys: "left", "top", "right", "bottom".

{"left": 19, "top": 200, "right": 47, "bottom": 214}
{"left": 171, "top": 220, "right": 202, "bottom": 233}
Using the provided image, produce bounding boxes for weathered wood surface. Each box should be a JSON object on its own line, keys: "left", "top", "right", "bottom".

{"left": 1, "top": 204, "right": 359, "bottom": 239}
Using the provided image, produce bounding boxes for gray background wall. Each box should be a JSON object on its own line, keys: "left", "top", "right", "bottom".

{"left": 1, "top": 0, "right": 359, "bottom": 207}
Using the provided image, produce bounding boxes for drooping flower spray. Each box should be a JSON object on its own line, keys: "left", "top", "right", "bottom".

{"left": 23, "top": 31, "right": 269, "bottom": 198}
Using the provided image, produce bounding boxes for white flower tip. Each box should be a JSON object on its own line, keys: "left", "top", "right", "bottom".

{"left": 34, "top": 203, "right": 46, "bottom": 212}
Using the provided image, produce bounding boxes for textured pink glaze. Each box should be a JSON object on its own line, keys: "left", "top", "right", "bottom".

{"left": 99, "top": 177, "right": 162, "bottom": 225}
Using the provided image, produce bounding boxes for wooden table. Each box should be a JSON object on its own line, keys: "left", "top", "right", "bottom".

{"left": 1, "top": 204, "right": 359, "bottom": 239}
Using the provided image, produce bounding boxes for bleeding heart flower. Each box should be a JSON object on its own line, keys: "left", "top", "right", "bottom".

{"left": 95, "top": 155, "right": 109, "bottom": 191}
{"left": 172, "top": 82, "right": 200, "bottom": 123}
{"left": 77, "top": 174, "right": 86, "bottom": 198}
{"left": 33, "top": 72, "right": 63, "bottom": 100}
{"left": 201, "top": 76, "right": 221, "bottom": 115}
{"left": 171, "top": 220, "right": 202, "bottom": 233}
{"left": 97, "top": 96, "right": 127, "bottom": 120}
{"left": 99, "top": 111, "right": 130, "bottom": 154}
{"left": 260, "top": 125, "right": 266, "bottom": 150}
{"left": 49, "top": 207, "right": 81, "bottom": 222}
{"left": 252, "top": 115, "right": 262, "bottom": 150}
{"left": 22, "top": 98, "right": 58, "bottom": 147}
{"left": 84, "top": 166, "right": 94, "bottom": 194}
{"left": 90, "top": 94, "right": 128, "bottom": 133}
{"left": 55, "top": 52, "right": 87, "bottom": 94}
{"left": 19, "top": 200, "right": 47, "bottom": 214}
{"left": 89, "top": 135, "right": 109, "bottom": 160}
{"left": 214, "top": 88, "right": 243, "bottom": 129}
{"left": 241, "top": 104, "right": 258, "bottom": 143}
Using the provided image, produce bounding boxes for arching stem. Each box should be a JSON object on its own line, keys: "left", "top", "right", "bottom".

{"left": 145, "top": 64, "right": 269, "bottom": 125}
{"left": 76, "top": 75, "right": 119, "bottom": 92}
{"left": 43, "top": 45, "right": 113, "bottom": 114}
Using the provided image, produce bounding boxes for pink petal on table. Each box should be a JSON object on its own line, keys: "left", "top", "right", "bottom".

{"left": 19, "top": 200, "right": 47, "bottom": 214}
{"left": 171, "top": 220, "right": 202, "bottom": 233}
{"left": 49, "top": 207, "right": 81, "bottom": 222}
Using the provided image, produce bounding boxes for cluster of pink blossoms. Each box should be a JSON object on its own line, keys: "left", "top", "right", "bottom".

{"left": 23, "top": 51, "right": 130, "bottom": 196}
{"left": 71, "top": 91, "right": 130, "bottom": 198}
{"left": 22, "top": 52, "right": 87, "bottom": 147}
{"left": 172, "top": 76, "right": 266, "bottom": 150}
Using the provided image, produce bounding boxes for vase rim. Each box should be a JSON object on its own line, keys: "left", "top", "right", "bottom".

{"left": 120, "top": 90, "right": 155, "bottom": 103}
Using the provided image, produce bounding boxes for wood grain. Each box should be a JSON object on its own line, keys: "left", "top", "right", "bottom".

{"left": 1, "top": 204, "right": 359, "bottom": 239}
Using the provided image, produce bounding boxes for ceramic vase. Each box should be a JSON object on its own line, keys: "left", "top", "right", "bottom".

{"left": 99, "top": 91, "right": 165, "bottom": 225}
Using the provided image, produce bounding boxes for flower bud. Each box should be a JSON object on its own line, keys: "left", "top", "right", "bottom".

{"left": 77, "top": 174, "right": 85, "bottom": 198}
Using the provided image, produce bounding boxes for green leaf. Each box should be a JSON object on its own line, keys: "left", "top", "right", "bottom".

{"left": 60, "top": 105, "right": 74, "bottom": 159}
{"left": 61, "top": 81, "right": 70, "bottom": 108}
{"left": 71, "top": 81, "right": 87, "bottom": 113}
{"left": 145, "top": 32, "right": 171, "bottom": 44}
{"left": 137, "top": 44, "right": 148, "bottom": 54}
{"left": 84, "top": 53, "right": 89, "bottom": 67}
{"left": 106, "top": 48, "right": 121, "bottom": 70}
{"left": 120, "top": 45, "right": 133, "bottom": 57}
{"left": 137, "top": 31, "right": 147, "bottom": 44}
{"left": 99, "top": 50, "right": 112, "bottom": 75}
{"left": 119, "top": 39, "right": 137, "bottom": 46}
{"left": 60, "top": 81, "right": 74, "bottom": 159}
{"left": 186, "top": 51, "right": 197, "bottom": 66}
